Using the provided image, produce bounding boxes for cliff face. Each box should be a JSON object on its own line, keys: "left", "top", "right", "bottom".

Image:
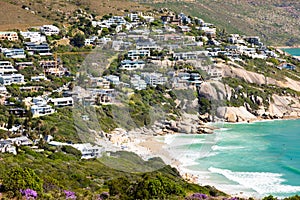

{"left": 198, "top": 63, "right": 300, "bottom": 122}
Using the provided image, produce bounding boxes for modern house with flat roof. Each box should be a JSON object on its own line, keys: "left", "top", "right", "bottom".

{"left": 0, "top": 61, "right": 17, "bottom": 74}
{"left": 48, "top": 97, "right": 74, "bottom": 107}
{"left": 120, "top": 60, "right": 145, "bottom": 70}
{"left": 0, "top": 74, "right": 24, "bottom": 85}
{"left": 2, "top": 48, "right": 26, "bottom": 59}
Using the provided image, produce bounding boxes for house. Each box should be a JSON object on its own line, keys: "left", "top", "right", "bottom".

{"left": 9, "top": 108, "right": 27, "bottom": 117}
{"left": 0, "top": 140, "right": 17, "bottom": 155}
{"left": 0, "top": 86, "right": 7, "bottom": 94}
{"left": 20, "top": 86, "right": 43, "bottom": 93}
{"left": 127, "top": 49, "right": 150, "bottom": 60}
{"left": 136, "top": 42, "right": 160, "bottom": 50}
{"left": 142, "top": 72, "right": 168, "bottom": 86}
{"left": 104, "top": 75, "right": 120, "bottom": 85}
{"left": 178, "top": 26, "right": 191, "bottom": 32}
{"left": 25, "top": 42, "right": 51, "bottom": 55}
{"left": 90, "top": 77, "right": 110, "bottom": 88}
{"left": 277, "top": 63, "right": 296, "bottom": 70}
{"left": 244, "top": 36, "right": 261, "bottom": 46}
{"left": 40, "top": 25, "right": 60, "bottom": 36}
{"left": 48, "top": 97, "right": 74, "bottom": 107}
{"left": 120, "top": 60, "right": 145, "bottom": 70}
{"left": 48, "top": 141, "right": 103, "bottom": 159}
{"left": 15, "top": 62, "right": 34, "bottom": 70}
{"left": 31, "top": 75, "right": 48, "bottom": 82}
{"left": 130, "top": 75, "right": 147, "bottom": 90}
{"left": 31, "top": 104, "right": 55, "bottom": 116}
{"left": 142, "top": 16, "right": 154, "bottom": 23}
{"left": 31, "top": 97, "right": 55, "bottom": 116}
{"left": 0, "top": 32, "right": 18, "bottom": 41}
{"left": 72, "top": 143, "right": 103, "bottom": 159}
{"left": 2, "top": 48, "right": 26, "bottom": 59}
{"left": 0, "top": 61, "right": 17, "bottom": 74}
{"left": 20, "top": 31, "right": 46, "bottom": 43}
{"left": 9, "top": 136, "right": 33, "bottom": 146}
{"left": 39, "top": 60, "right": 66, "bottom": 76}
{"left": 0, "top": 74, "right": 24, "bottom": 85}
{"left": 127, "top": 13, "right": 140, "bottom": 22}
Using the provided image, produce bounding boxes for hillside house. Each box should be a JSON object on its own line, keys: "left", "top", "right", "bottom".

{"left": 0, "top": 61, "right": 17, "bottom": 74}
{"left": 178, "top": 26, "right": 191, "bottom": 32}
{"left": 2, "top": 48, "right": 26, "bottom": 59}
{"left": 40, "top": 25, "right": 60, "bottom": 36}
{"left": 0, "top": 74, "right": 24, "bottom": 85}
{"left": 104, "top": 75, "right": 120, "bottom": 85}
{"left": 72, "top": 143, "right": 104, "bottom": 159}
{"left": 25, "top": 42, "right": 51, "bottom": 55}
{"left": 127, "top": 49, "right": 150, "bottom": 60}
{"left": 15, "top": 62, "right": 34, "bottom": 70}
{"left": 48, "top": 97, "right": 74, "bottom": 107}
{"left": 142, "top": 72, "right": 168, "bottom": 86}
{"left": 0, "top": 32, "right": 18, "bottom": 41}
{"left": 130, "top": 75, "right": 147, "bottom": 90}
{"left": 120, "top": 60, "right": 145, "bottom": 70}
{"left": 20, "top": 31, "right": 46, "bottom": 43}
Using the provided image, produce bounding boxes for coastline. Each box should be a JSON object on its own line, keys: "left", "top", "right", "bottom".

{"left": 128, "top": 116, "right": 300, "bottom": 199}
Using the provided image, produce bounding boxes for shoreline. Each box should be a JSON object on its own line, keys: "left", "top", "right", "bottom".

{"left": 129, "top": 116, "right": 300, "bottom": 199}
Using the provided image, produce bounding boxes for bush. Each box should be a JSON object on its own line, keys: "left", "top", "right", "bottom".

{"left": 3, "top": 167, "right": 43, "bottom": 194}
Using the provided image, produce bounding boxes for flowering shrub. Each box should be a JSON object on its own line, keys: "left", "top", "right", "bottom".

{"left": 186, "top": 193, "right": 208, "bottom": 200}
{"left": 64, "top": 190, "right": 77, "bottom": 199}
{"left": 20, "top": 189, "right": 37, "bottom": 200}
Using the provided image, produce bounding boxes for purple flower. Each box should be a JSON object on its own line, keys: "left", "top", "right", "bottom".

{"left": 64, "top": 190, "right": 77, "bottom": 199}
{"left": 20, "top": 189, "right": 37, "bottom": 200}
{"left": 186, "top": 193, "right": 208, "bottom": 200}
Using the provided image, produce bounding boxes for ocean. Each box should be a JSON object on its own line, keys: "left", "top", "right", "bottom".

{"left": 281, "top": 48, "right": 300, "bottom": 56}
{"left": 159, "top": 119, "right": 300, "bottom": 198}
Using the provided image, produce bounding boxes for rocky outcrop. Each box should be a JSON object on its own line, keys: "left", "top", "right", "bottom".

{"left": 199, "top": 81, "right": 232, "bottom": 101}
{"left": 268, "top": 94, "right": 300, "bottom": 118}
{"left": 216, "top": 106, "right": 257, "bottom": 122}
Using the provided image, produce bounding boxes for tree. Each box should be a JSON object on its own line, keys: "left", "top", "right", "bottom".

{"left": 71, "top": 33, "right": 85, "bottom": 48}
{"left": 3, "top": 167, "right": 43, "bottom": 194}
{"left": 7, "top": 114, "right": 15, "bottom": 130}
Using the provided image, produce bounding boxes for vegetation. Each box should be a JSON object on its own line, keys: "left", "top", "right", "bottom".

{"left": 0, "top": 148, "right": 225, "bottom": 199}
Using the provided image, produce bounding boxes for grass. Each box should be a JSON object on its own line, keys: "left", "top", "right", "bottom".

{"left": 0, "top": 1, "right": 50, "bottom": 30}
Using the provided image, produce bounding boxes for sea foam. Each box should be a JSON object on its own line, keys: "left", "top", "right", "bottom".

{"left": 209, "top": 167, "right": 300, "bottom": 195}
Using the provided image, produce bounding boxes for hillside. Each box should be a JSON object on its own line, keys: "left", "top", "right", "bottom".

{"left": 0, "top": 0, "right": 150, "bottom": 30}
{"left": 142, "top": 0, "right": 300, "bottom": 46}
{"left": 0, "top": 1, "right": 50, "bottom": 30}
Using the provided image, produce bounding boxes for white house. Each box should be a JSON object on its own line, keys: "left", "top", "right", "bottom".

{"left": 31, "top": 75, "right": 48, "bottom": 82}
{"left": 0, "top": 140, "right": 17, "bottom": 155}
{"left": 31, "top": 104, "right": 55, "bottom": 116}
{"left": 40, "top": 25, "right": 60, "bottom": 36}
{"left": 2, "top": 48, "right": 26, "bottom": 59}
{"left": 104, "top": 75, "right": 120, "bottom": 85}
{"left": 142, "top": 72, "right": 168, "bottom": 86}
{"left": 0, "top": 61, "right": 17, "bottom": 74}
{"left": 48, "top": 97, "right": 74, "bottom": 107}
{"left": 130, "top": 75, "right": 147, "bottom": 90}
{"left": 31, "top": 97, "right": 55, "bottom": 116}
{"left": 127, "top": 49, "right": 150, "bottom": 60}
{"left": 0, "top": 74, "right": 24, "bottom": 85}
{"left": 72, "top": 143, "right": 104, "bottom": 159}
{"left": 20, "top": 31, "right": 47, "bottom": 43}
{"left": 120, "top": 60, "right": 145, "bottom": 70}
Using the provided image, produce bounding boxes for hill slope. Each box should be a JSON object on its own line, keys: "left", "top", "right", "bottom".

{"left": 142, "top": 0, "right": 300, "bottom": 46}
{"left": 0, "top": 0, "right": 150, "bottom": 30}
{"left": 0, "top": 1, "right": 50, "bottom": 30}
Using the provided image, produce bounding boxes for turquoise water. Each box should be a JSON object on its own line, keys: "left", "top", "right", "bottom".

{"left": 162, "top": 120, "right": 300, "bottom": 198}
{"left": 281, "top": 48, "right": 300, "bottom": 56}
